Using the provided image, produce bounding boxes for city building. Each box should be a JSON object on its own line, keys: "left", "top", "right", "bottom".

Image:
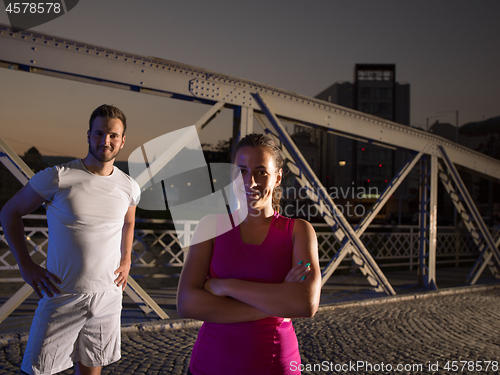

{"left": 292, "top": 64, "right": 413, "bottom": 221}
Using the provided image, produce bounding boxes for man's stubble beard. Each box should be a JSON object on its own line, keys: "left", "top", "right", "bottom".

{"left": 89, "top": 145, "right": 121, "bottom": 163}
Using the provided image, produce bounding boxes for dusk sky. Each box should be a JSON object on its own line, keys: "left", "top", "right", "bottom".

{"left": 1, "top": 0, "right": 499, "bottom": 161}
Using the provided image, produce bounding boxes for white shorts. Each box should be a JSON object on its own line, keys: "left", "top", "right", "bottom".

{"left": 21, "top": 288, "right": 122, "bottom": 375}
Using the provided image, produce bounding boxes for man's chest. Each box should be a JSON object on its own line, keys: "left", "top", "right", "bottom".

{"left": 51, "top": 178, "right": 129, "bottom": 223}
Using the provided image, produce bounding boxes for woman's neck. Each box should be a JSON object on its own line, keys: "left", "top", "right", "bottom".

{"left": 244, "top": 205, "right": 275, "bottom": 225}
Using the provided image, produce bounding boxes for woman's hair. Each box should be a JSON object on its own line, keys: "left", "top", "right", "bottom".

{"left": 232, "top": 133, "right": 284, "bottom": 210}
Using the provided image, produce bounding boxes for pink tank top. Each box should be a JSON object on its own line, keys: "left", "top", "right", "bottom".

{"left": 189, "top": 211, "right": 301, "bottom": 375}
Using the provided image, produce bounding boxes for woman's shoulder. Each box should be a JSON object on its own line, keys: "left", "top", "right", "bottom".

{"left": 273, "top": 211, "right": 293, "bottom": 231}
{"left": 291, "top": 218, "right": 316, "bottom": 240}
{"left": 191, "top": 213, "right": 241, "bottom": 246}
{"left": 275, "top": 211, "right": 312, "bottom": 228}
{"left": 190, "top": 214, "right": 218, "bottom": 246}
{"left": 273, "top": 213, "right": 315, "bottom": 247}
{"left": 292, "top": 217, "right": 314, "bottom": 229}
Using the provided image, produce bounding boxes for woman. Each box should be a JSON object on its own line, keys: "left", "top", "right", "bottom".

{"left": 177, "top": 133, "right": 321, "bottom": 375}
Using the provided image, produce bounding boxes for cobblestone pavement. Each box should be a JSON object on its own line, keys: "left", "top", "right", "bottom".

{"left": 1, "top": 288, "right": 500, "bottom": 374}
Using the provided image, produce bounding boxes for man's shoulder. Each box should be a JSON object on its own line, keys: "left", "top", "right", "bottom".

{"left": 113, "top": 166, "right": 139, "bottom": 186}
{"left": 29, "top": 161, "right": 81, "bottom": 198}
{"left": 52, "top": 159, "right": 83, "bottom": 172}
{"left": 33, "top": 159, "right": 77, "bottom": 175}
{"left": 112, "top": 167, "right": 141, "bottom": 203}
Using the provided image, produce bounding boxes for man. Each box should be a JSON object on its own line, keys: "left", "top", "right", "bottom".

{"left": 0, "top": 104, "right": 140, "bottom": 375}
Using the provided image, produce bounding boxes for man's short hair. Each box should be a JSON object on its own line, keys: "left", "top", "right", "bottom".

{"left": 89, "top": 104, "right": 127, "bottom": 134}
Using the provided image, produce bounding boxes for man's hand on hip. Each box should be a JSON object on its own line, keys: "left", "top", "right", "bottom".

{"left": 114, "top": 259, "right": 131, "bottom": 291}
{"left": 20, "top": 262, "right": 61, "bottom": 298}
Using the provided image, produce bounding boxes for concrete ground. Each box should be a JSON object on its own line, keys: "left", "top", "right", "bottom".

{"left": 1, "top": 267, "right": 499, "bottom": 374}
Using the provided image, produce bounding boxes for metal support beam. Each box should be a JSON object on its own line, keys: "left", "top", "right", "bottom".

{"left": 133, "top": 101, "right": 225, "bottom": 188}
{"left": 2, "top": 24, "right": 500, "bottom": 304}
{"left": 0, "top": 137, "right": 34, "bottom": 182}
{"left": 241, "top": 107, "right": 254, "bottom": 137}
{"left": 437, "top": 146, "right": 500, "bottom": 284}
{"left": 126, "top": 277, "right": 169, "bottom": 319}
{"left": 0, "top": 137, "right": 169, "bottom": 323}
{"left": 0, "top": 283, "right": 34, "bottom": 324}
{"left": 253, "top": 93, "right": 396, "bottom": 295}
{"left": 232, "top": 106, "right": 253, "bottom": 145}
{"left": 2, "top": 25, "right": 500, "bottom": 180}
{"left": 321, "top": 151, "right": 424, "bottom": 285}
{"left": 418, "top": 155, "right": 438, "bottom": 289}
{"left": 437, "top": 163, "right": 500, "bottom": 283}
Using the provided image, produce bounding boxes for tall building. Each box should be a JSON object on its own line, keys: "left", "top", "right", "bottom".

{"left": 294, "top": 64, "right": 412, "bottom": 221}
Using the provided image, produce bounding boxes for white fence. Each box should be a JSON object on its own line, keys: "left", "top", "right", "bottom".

{"left": 315, "top": 224, "right": 482, "bottom": 270}
{"left": 0, "top": 216, "right": 490, "bottom": 281}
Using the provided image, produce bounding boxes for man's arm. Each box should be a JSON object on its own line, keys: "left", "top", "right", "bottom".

{"left": 0, "top": 184, "right": 61, "bottom": 298}
{"left": 114, "top": 205, "right": 137, "bottom": 291}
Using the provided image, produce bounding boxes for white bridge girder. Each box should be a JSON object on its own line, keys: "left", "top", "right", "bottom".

{"left": 1, "top": 24, "right": 500, "bottom": 307}
{"left": 1, "top": 24, "right": 500, "bottom": 180}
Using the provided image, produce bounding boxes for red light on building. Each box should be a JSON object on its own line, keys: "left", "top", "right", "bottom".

{"left": 367, "top": 179, "right": 370, "bottom": 183}
{"left": 379, "top": 164, "right": 382, "bottom": 167}
{"left": 362, "top": 148, "right": 365, "bottom": 151}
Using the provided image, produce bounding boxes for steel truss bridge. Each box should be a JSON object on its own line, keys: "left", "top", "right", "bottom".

{"left": 1, "top": 25, "right": 500, "bottom": 322}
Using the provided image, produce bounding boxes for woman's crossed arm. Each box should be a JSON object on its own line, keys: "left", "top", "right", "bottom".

{"left": 177, "top": 218, "right": 321, "bottom": 323}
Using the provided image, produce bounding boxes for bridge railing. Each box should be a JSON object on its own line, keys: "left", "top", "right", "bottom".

{"left": 0, "top": 215, "right": 488, "bottom": 282}
{"left": 315, "top": 223, "right": 484, "bottom": 271}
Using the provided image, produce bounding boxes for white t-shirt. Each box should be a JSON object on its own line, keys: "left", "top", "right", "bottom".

{"left": 29, "top": 159, "right": 141, "bottom": 293}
